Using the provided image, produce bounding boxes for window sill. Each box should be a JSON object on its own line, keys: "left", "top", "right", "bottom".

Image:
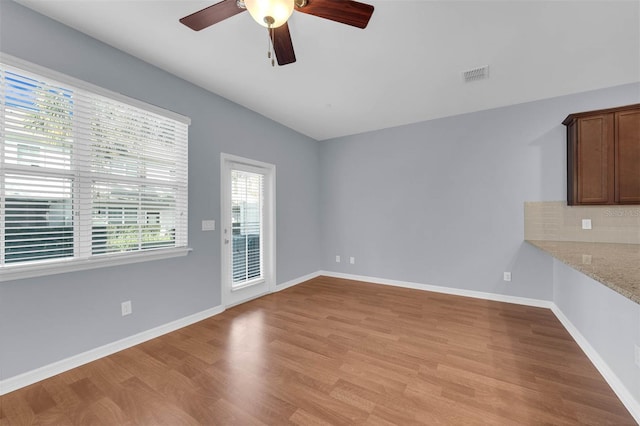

{"left": 0, "top": 247, "right": 192, "bottom": 282}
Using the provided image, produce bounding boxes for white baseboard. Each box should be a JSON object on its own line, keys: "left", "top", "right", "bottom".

{"left": 550, "top": 305, "right": 640, "bottom": 424}
{"left": 1, "top": 270, "right": 321, "bottom": 396}
{"left": 226, "top": 272, "right": 321, "bottom": 309}
{"left": 318, "top": 270, "right": 554, "bottom": 309}
{"left": 4, "top": 270, "right": 639, "bottom": 423}
{"left": 317, "top": 270, "right": 640, "bottom": 423}
{"left": 275, "top": 271, "right": 322, "bottom": 292}
{"left": 0, "top": 270, "right": 320, "bottom": 395}
{"left": 0, "top": 305, "right": 225, "bottom": 396}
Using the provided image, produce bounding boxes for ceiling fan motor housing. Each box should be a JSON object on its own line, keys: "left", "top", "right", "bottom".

{"left": 180, "top": 0, "right": 375, "bottom": 66}
{"left": 245, "top": 0, "right": 295, "bottom": 28}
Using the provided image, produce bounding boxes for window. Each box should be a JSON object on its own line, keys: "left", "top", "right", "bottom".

{"left": 0, "top": 55, "right": 190, "bottom": 280}
{"left": 231, "top": 169, "right": 264, "bottom": 285}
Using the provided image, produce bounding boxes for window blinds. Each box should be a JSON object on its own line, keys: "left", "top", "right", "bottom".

{"left": 1, "top": 57, "right": 189, "bottom": 269}
{"left": 231, "top": 169, "right": 264, "bottom": 286}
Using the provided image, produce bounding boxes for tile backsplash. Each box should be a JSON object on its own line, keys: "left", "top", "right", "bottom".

{"left": 524, "top": 201, "right": 640, "bottom": 244}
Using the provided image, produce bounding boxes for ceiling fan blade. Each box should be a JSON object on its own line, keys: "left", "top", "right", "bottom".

{"left": 295, "top": 0, "right": 374, "bottom": 29}
{"left": 180, "top": 0, "right": 245, "bottom": 31}
{"left": 270, "top": 22, "right": 296, "bottom": 66}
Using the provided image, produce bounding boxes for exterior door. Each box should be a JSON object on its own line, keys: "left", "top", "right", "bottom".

{"left": 221, "top": 154, "right": 275, "bottom": 307}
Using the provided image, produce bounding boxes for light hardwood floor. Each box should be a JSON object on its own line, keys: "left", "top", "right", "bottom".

{"left": 1, "top": 276, "right": 636, "bottom": 425}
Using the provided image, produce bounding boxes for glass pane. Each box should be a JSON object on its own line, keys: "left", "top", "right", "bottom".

{"left": 3, "top": 70, "right": 73, "bottom": 170}
{"left": 140, "top": 186, "right": 177, "bottom": 250}
{"left": 91, "top": 182, "right": 177, "bottom": 254}
{"left": 231, "top": 170, "right": 263, "bottom": 286}
{"left": 88, "top": 98, "right": 183, "bottom": 181}
{"left": 4, "top": 175, "right": 74, "bottom": 264}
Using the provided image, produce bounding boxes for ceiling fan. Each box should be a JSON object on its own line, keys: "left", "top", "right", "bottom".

{"left": 179, "top": 0, "right": 374, "bottom": 66}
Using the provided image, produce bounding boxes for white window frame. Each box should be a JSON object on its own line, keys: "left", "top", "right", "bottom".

{"left": 220, "top": 153, "right": 276, "bottom": 307}
{"left": 0, "top": 53, "right": 191, "bottom": 282}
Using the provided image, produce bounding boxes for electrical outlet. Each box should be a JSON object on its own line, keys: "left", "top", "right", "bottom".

{"left": 335, "top": 255, "right": 341, "bottom": 263}
{"left": 582, "top": 219, "right": 592, "bottom": 230}
{"left": 635, "top": 345, "right": 640, "bottom": 368}
{"left": 503, "top": 272, "right": 512, "bottom": 282}
{"left": 350, "top": 257, "right": 355, "bottom": 265}
{"left": 121, "top": 300, "right": 132, "bottom": 317}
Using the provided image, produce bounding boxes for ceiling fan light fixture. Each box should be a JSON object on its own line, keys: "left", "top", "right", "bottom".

{"left": 245, "top": 0, "right": 294, "bottom": 28}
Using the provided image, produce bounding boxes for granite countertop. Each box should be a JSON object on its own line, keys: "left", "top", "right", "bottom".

{"left": 526, "top": 240, "right": 640, "bottom": 304}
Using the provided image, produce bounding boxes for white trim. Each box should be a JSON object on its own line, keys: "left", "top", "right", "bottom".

{"left": 0, "top": 53, "right": 191, "bottom": 125}
{"left": 220, "top": 153, "right": 276, "bottom": 172}
{"left": 550, "top": 305, "right": 640, "bottom": 424}
{"left": 1, "top": 55, "right": 190, "bottom": 281}
{"left": 0, "top": 304, "right": 224, "bottom": 396}
{"left": 231, "top": 277, "right": 266, "bottom": 292}
{"left": 317, "top": 270, "right": 640, "bottom": 423}
{"left": 275, "top": 271, "right": 322, "bottom": 292}
{"left": 4, "top": 269, "right": 638, "bottom": 423}
{"left": 220, "top": 155, "right": 230, "bottom": 308}
{"left": 0, "top": 247, "right": 192, "bottom": 282}
{"left": 319, "top": 271, "right": 554, "bottom": 308}
{"left": 0, "top": 269, "right": 320, "bottom": 394}
{"left": 225, "top": 272, "right": 320, "bottom": 308}
{"left": 224, "top": 291, "right": 270, "bottom": 309}
{"left": 220, "top": 153, "right": 276, "bottom": 308}
{"left": 0, "top": 269, "right": 317, "bottom": 395}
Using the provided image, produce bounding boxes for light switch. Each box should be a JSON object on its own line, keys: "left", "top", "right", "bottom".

{"left": 202, "top": 220, "right": 216, "bottom": 231}
{"left": 581, "top": 219, "right": 592, "bottom": 230}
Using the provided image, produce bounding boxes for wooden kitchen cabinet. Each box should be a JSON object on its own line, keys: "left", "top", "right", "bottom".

{"left": 615, "top": 108, "right": 640, "bottom": 203}
{"left": 563, "top": 104, "right": 640, "bottom": 205}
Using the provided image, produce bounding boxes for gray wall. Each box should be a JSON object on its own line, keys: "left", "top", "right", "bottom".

{"left": 0, "top": 0, "right": 321, "bottom": 379}
{"left": 319, "top": 83, "right": 639, "bottom": 301}
{"left": 2, "top": 0, "right": 640, "bottom": 400}
{"left": 553, "top": 258, "right": 640, "bottom": 403}
{"left": 318, "top": 82, "right": 640, "bottom": 407}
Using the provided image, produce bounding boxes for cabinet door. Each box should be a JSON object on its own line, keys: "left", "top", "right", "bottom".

{"left": 615, "top": 109, "right": 640, "bottom": 203}
{"left": 576, "top": 114, "right": 614, "bottom": 204}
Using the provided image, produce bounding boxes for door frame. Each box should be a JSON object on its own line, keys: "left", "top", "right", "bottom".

{"left": 220, "top": 153, "right": 276, "bottom": 308}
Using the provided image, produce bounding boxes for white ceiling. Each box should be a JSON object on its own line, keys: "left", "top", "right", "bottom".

{"left": 13, "top": 0, "right": 640, "bottom": 140}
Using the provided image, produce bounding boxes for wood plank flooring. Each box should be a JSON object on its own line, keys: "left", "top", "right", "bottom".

{"left": 1, "top": 276, "right": 636, "bottom": 425}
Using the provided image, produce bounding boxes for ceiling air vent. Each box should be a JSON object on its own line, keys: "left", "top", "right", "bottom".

{"left": 462, "top": 65, "right": 489, "bottom": 82}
